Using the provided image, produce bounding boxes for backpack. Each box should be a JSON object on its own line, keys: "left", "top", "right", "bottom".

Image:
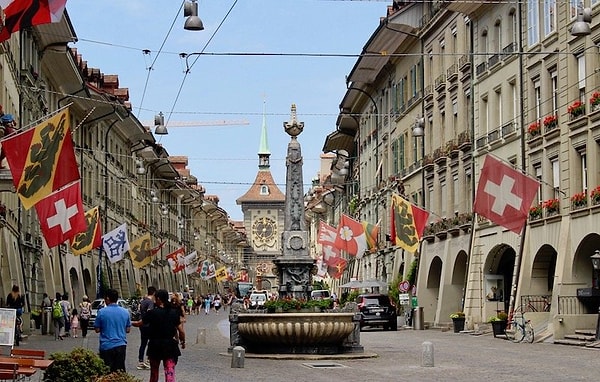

{"left": 80, "top": 303, "right": 90, "bottom": 320}
{"left": 52, "top": 302, "right": 62, "bottom": 319}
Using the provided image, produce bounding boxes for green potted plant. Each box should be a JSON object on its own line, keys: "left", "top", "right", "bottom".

{"left": 488, "top": 311, "right": 508, "bottom": 338}
{"left": 449, "top": 311, "right": 466, "bottom": 333}
{"left": 43, "top": 348, "right": 110, "bottom": 382}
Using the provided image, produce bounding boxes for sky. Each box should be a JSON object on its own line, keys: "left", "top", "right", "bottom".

{"left": 65, "top": 0, "right": 388, "bottom": 221}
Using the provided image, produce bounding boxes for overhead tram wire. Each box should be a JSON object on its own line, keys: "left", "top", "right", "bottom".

{"left": 163, "top": 0, "right": 240, "bottom": 135}
{"left": 136, "top": 1, "right": 185, "bottom": 116}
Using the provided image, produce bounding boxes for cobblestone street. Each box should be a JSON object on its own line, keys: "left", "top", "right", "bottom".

{"left": 21, "top": 312, "right": 600, "bottom": 382}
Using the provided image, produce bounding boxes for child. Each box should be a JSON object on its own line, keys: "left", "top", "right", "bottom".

{"left": 70, "top": 308, "right": 79, "bottom": 338}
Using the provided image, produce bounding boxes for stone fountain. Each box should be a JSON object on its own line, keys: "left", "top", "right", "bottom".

{"left": 229, "top": 105, "right": 363, "bottom": 355}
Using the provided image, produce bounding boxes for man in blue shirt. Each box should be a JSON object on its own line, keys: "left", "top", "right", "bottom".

{"left": 94, "top": 289, "right": 131, "bottom": 372}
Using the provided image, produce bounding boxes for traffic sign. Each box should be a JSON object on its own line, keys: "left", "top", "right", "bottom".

{"left": 399, "top": 280, "right": 410, "bottom": 293}
{"left": 399, "top": 293, "right": 410, "bottom": 305}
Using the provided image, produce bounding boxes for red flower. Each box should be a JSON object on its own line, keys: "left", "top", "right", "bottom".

{"left": 567, "top": 100, "right": 584, "bottom": 115}
{"left": 543, "top": 115, "right": 557, "bottom": 126}
{"left": 527, "top": 121, "right": 541, "bottom": 135}
{"left": 542, "top": 198, "right": 559, "bottom": 211}
{"left": 590, "top": 91, "right": 600, "bottom": 106}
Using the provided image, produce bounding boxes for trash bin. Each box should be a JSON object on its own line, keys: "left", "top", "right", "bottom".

{"left": 413, "top": 306, "right": 424, "bottom": 330}
{"left": 42, "top": 309, "right": 52, "bottom": 335}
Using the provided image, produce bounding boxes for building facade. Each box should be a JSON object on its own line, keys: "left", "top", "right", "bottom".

{"left": 0, "top": 9, "right": 247, "bottom": 316}
{"left": 315, "top": 0, "right": 600, "bottom": 340}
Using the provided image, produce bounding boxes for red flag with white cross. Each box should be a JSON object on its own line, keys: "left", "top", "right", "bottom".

{"left": 473, "top": 155, "right": 540, "bottom": 234}
{"left": 35, "top": 180, "right": 86, "bottom": 248}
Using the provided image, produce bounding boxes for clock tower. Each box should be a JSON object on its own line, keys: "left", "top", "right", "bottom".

{"left": 236, "top": 103, "right": 285, "bottom": 292}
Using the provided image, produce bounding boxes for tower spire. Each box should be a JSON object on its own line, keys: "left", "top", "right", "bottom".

{"left": 258, "top": 100, "right": 270, "bottom": 169}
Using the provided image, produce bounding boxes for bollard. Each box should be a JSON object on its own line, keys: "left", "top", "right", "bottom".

{"left": 421, "top": 341, "right": 434, "bottom": 367}
{"left": 196, "top": 327, "right": 206, "bottom": 344}
{"left": 231, "top": 346, "right": 245, "bottom": 368}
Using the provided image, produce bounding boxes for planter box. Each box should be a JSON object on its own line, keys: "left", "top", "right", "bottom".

{"left": 491, "top": 320, "right": 507, "bottom": 338}
{"left": 452, "top": 317, "right": 465, "bottom": 333}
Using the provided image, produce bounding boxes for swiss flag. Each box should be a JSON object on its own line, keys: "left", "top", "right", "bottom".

{"left": 317, "top": 221, "right": 340, "bottom": 265}
{"left": 166, "top": 247, "right": 186, "bottom": 273}
{"left": 473, "top": 155, "right": 540, "bottom": 234}
{"left": 334, "top": 214, "right": 368, "bottom": 257}
{"left": 35, "top": 181, "right": 86, "bottom": 248}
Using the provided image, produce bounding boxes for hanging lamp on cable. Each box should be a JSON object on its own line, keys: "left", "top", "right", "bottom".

{"left": 154, "top": 112, "right": 168, "bottom": 135}
{"left": 184, "top": 0, "right": 204, "bottom": 31}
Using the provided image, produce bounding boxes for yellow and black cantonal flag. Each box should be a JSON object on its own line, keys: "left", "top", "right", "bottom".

{"left": 70, "top": 207, "right": 102, "bottom": 256}
{"left": 2, "top": 108, "right": 80, "bottom": 209}
{"left": 129, "top": 232, "right": 153, "bottom": 269}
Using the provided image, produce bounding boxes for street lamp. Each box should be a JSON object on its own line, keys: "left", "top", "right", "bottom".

{"left": 591, "top": 250, "right": 600, "bottom": 340}
{"left": 154, "top": 112, "right": 168, "bottom": 135}
{"left": 571, "top": 5, "right": 592, "bottom": 37}
{"left": 412, "top": 116, "right": 426, "bottom": 208}
{"left": 183, "top": 0, "right": 204, "bottom": 31}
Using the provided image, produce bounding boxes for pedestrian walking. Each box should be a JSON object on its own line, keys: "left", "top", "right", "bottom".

{"left": 134, "top": 289, "right": 185, "bottom": 382}
{"left": 78, "top": 295, "right": 92, "bottom": 338}
{"left": 171, "top": 293, "right": 186, "bottom": 323}
{"left": 60, "top": 294, "right": 71, "bottom": 337}
{"left": 70, "top": 308, "right": 79, "bottom": 338}
{"left": 213, "top": 294, "right": 222, "bottom": 315}
{"left": 203, "top": 295, "right": 211, "bottom": 315}
{"left": 94, "top": 289, "right": 131, "bottom": 372}
{"left": 137, "top": 286, "right": 156, "bottom": 370}
{"left": 5, "top": 285, "right": 24, "bottom": 343}
{"left": 41, "top": 293, "right": 51, "bottom": 309}
{"left": 186, "top": 296, "right": 193, "bottom": 315}
{"left": 52, "top": 293, "right": 64, "bottom": 340}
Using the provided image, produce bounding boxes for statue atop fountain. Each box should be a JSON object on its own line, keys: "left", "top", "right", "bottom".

{"left": 272, "top": 104, "right": 316, "bottom": 300}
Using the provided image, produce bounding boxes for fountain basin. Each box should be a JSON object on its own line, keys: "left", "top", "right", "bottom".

{"left": 231, "top": 312, "right": 360, "bottom": 354}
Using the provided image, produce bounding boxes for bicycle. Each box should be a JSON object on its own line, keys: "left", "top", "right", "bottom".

{"left": 523, "top": 296, "right": 551, "bottom": 312}
{"left": 505, "top": 305, "right": 534, "bottom": 343}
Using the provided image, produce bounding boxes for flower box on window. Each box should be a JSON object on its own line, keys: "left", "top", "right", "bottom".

{"left": 591, "top": 186, "right": 600, "bottom": 206}
{"left": 568, "top": 100, "right": 585, "bottom": 120}
{"left": 542, "top": 198, "right": 560, "bottom": 216}
{"left": 590, "top": 91, "right": 600, "bottom": 112}
{"left": 527, "top": 121, "right": 541, "bottom": 138}
{"left": 529, "top": 204, "right": 542, "bottom": 220}
{"left": 570, "top": 192, "right": 588, "bottom": 210}
{"left": 543, "top": 114, "right": 558, "bottom": 131}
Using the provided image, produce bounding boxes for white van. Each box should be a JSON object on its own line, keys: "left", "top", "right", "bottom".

{"left": 310, "top": 290, "right": 331, "bottom": 300}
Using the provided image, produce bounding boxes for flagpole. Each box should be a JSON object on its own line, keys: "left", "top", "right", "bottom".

{"left": 508, "top": 0, "right": 527, "bottom": 319}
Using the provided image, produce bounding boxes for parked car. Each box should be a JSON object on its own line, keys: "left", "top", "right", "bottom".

{"left": 89, "top": 298, "right": 132, "bottom": 325}
{"left": 310, "top": 290, "right": 331, "bottom": 300}
{"left": 356, "top": 294, "right": 397, "bottom": 331}
{"left": 310, "top": 289, "right": 334, "bottom": 308}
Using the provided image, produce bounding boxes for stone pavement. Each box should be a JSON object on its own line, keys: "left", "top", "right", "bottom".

{"left": 18, "top": 312, "right": 600, "bottom": 382}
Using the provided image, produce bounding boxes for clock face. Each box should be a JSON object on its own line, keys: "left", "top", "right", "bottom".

{"left": 253, "top": 217, "right": 277, "bottom": 243}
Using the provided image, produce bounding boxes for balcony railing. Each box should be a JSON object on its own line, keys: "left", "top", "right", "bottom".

{"left": 434, "top": 73, "right": 446, "bottom": 91}
{"left": 501, "top": 121, "right": 515, "bottom": 136}
{"left": 475, "top": 135, "right": 487, "bottom": 149}
{"left": 446, "top": 63, "right": 458, "bottom": 81}
{"left": 459, "top": 54, "right": 471, "bottom": 71}
{"left": 475, "top": 62, "right": 487, "bottom": 76}
{"left": 502, "top": 42, "right": 517, "bottom": 55}
{"left": 488, "top": 54, "right": 500, "bottom": 68}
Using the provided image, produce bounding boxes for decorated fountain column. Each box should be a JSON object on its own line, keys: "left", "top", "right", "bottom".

{"left": 272, "top": 104, "right": 316, "bottom": 300}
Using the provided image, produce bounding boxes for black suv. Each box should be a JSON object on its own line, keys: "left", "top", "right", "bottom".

{"left": 356, "top": 294, "right": 397, "bottom": 331}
